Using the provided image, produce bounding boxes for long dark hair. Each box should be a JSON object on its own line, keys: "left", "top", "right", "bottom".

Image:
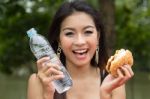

{"left": 48, "top": 0, "right": 108, "bottom": 69}
{"left": 48, "top": 1, "right": 108, "bottom": 98}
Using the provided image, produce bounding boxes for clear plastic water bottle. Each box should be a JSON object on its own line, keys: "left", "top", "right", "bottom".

{"left": 26, "top": 28, "right": 73, "bottom": 93}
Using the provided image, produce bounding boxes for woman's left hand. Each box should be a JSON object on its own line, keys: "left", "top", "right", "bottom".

{"left": 100, "top": 65, "right": 134, "bottom": 95}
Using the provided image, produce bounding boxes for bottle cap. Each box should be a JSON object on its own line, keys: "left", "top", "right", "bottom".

{"left": 27, "top": 28, "right": 37, "bottom": 38}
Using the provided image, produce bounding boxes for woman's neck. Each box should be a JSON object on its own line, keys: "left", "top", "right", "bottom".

{"left": 66, "top": 61, "right": 99, "bottom": 79}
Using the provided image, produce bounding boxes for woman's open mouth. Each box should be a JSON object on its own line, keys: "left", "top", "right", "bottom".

{"left": 72, "top": 49, "right": 88, "bottom": 59}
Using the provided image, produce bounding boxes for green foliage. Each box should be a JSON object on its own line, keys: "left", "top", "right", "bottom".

{"left": 86, "top": 0, "right": 100, "bottom": 10}
{"left": 0, "top": 0, "right": 149, "bottom": 74}
{"left": 0, "top": 0, "right": 64, "bottom": 74}
{"left": 115, "top": 0, "right": 150, "bottom": 71}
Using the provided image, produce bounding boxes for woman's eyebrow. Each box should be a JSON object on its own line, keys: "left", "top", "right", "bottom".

{"left": 83, "top": 25, "right": 95, "bottom": 30}
{"left": 62, "top": 25, "right": 95, "bottom": 31}
{"left": 62, "top": 27, "right": 75, "bottom": 31}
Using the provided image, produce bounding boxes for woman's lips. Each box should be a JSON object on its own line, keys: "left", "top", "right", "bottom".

{"left": 72, "top": 49, "right": 88, "bottom": 60}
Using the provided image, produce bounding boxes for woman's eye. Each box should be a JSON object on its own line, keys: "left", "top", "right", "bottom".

{"left": 85, "top": 30, "right": 93, "bottom": 34}
{"left": 65, "top": 32, "right": 74, "bottom": 36}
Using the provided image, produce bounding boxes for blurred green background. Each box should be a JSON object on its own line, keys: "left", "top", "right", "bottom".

{"left": 0, "top": 0, "right": 150, "bottom": 99}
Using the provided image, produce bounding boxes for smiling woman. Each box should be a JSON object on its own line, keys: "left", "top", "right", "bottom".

{"left": 59, "top": 11, "right": 98, "bottom": 67}
{"left": 27, "top": 1, "right": 134, "bottom": 99}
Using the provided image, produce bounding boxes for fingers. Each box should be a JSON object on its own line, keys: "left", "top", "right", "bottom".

{"left": 46, "top": 62, "right": 61, "bottom": 70}
{"left": 44, "top": 66, "right": 63, "bottom": 77}
{"left": 36, "top": 57, "right": 50, "bottom": 69}
{"left": 50, "top": 74, "right": 65, "bottom": 82}
{"left": 39, "top": 63, "right": 63, "bottom": 78}
{"left": 37, "top": 66, "right": 64, "bottom": 85}
{"left": 119, "top": 65, "right": 134, "bottom": 78}
{"left": 36, "top": 56, "right": 61, "bottom": 72}
{"left": 101, "top": 65, "right": 134, "bottom": 93}
{"left": 43, "top": 69, "right": 64, "bottom": 81}
{"left": 124, "top": 65, "right": 134, "bottom": 76}
{"left": 41, "top": 62, "right": 60, "bottom": 73}
{"left": 36, "top": 57, "right": 64, "bottom": 84}
{"left": 115, "top": 65, "right": 134, "bottom": 86}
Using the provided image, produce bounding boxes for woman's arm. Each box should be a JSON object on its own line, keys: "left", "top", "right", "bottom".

{"left": 100, "top": 80, "right": 126, "bottom": 99}
{"left": 27, "top": 74, "right": 45, "bottom": 99}
{"left": 27, "top": 73, "right": 54, "bottom": 99}
{"left": 112, "top": 84, "right": 126, "bottom": 99}
{"left": 100, "top": 84, "right": 125, "bottom": 99}
{"left": 27, "top": 57, "right": 64, "bottom": 99}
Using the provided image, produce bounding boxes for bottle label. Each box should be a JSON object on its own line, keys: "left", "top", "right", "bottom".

{"left": 34, "top": 45, "right": 56, "bottom": 59}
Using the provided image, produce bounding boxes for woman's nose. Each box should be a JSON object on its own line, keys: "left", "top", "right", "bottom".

{"left": 74, "top": 34, "right": 86, "bottom": 46}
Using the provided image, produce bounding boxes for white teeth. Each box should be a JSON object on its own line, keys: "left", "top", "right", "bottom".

{"left": 74, "top": 49, "right": 87, "bottom": 53}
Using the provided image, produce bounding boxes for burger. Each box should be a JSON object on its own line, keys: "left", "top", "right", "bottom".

{"left": 106, "top": 49, "right": 133, "bottom": 77}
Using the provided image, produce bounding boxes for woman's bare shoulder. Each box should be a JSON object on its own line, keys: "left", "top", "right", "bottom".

{"left": 28, "top": 73, "right": 41, "bottom": 86}
{"left": 27, "top": 74, "right": 44, "bottom": 99}
{"left": 28, "top": 73, "right": 38, "bottom": 81}
{"left": 27, "top": 73, "right": 43, "bottom": 93}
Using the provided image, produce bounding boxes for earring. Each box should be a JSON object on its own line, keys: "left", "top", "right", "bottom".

{"left": 95, "top": 47, "right": 99, "bottom": 64}
{"left": 57, "top": 45, "right": 61, "bottom": 59}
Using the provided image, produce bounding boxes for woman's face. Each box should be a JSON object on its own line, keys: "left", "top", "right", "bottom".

{"left": 59, "top": 12, "right": 99, "bottom": 67}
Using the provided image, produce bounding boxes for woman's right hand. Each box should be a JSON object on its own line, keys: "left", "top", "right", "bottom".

{"left": 100, "top": 65, "right": 134, "bottom": 99}
{"left": 36, "top": 57, "right": 64, "bottom": 97}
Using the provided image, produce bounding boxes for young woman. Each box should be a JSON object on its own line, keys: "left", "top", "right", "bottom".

{"left": 27, "top": 1, "right": 134, "bottom": 99}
